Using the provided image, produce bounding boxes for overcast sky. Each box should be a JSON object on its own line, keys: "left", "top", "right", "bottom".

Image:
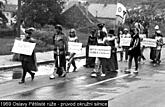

{"left": 7, "top": 0, "right": 17, "bottom": 4}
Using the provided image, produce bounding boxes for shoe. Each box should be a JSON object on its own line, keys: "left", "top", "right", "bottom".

{"left": 83, "top": 65, "right": 90, "bottom": 68}
{"left": 156, "top": 60, "right": 161, "bottom": 64}
{"left": 112, "top": 70, "right": 118, "bottom": 73}
{"left": 49, "top": 75, "right": 55, "bottom": 79}
{"left": 124, "top": 69, "right": 131, "bottom": 74}
{"left": 19, "top": 81, "right": 25, "bottom": 84}
{"left": 61, "top": 71, "right": 67, "bottom": 77}
{"left": 31, "top": 73, "right": 35, "bottom": 81}
{"left": 73, "top": 67, "right": 77, "bottom": 72}
{"left": 101, "top": 73, "right": 106, "bottom": 77}
{"left": 91, "top": 73, "right": 97, "bottom": 77}
{"left": 119, "top": 59, "right": 123, "bottom": 62}
{"left": 133, "top": 70, "right": 139, "bottom": 75}
{"left": 153, "top": 63, "right": 156, "bottom": 66}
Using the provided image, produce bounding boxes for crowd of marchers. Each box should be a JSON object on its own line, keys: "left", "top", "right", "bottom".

{"left": 17, "top": 20, "right": 163, "bottom": 84}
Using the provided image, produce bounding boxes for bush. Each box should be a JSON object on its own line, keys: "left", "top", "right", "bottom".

{"left": 32, "top": 30, "right": 54, "bottom": 45}
{"left": 0, "top": 29, "right": 16, "bottom": 38}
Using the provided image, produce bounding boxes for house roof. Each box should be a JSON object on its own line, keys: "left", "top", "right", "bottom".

{"left": 88, "top": 3, "right": 117, "bottom": 19}
{"left": 4, "top": 4, "right": 17, "bottom": 12}
{"left": 61, "top": 4, "right": 98, "bottom": 27}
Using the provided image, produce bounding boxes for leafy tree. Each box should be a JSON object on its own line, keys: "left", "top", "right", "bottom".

{"left": 21, "top": 0, "right": 65, "bottom": 28}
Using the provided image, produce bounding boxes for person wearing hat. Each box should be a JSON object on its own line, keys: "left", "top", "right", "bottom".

{"left": 49, "top": 24, "right": 68, "bottom": 79}
{"left": 84, "top": 29, "right": 97, "bottom": 68}
{"left": 101, "top": 29, "right": 118, "bottom": 76}
{"left": 154, "top": 30, "right": 163, "bottom": 66}
{"left": 150, "top": 27, "right": 161, "bottom": 63}
{"left": 122, "top": 28, "right": 131, "bottom": 62}
{"left": 66, "top": 28, "right": 79, "bottom": 72}
{"left": 154, "top": 25, "right": 159, "bottom": 31}
{"left": 91, "top": 24, "right": 107, "bottom": 77}
{"left": 19, "top": 27, "right": 38, "bottom": 84}
{"left": 97, "top": 23, "right": 108, "bottom": 34}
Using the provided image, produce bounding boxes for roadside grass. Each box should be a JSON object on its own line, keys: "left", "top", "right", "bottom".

{"left": 0, "top": 38, "right": 15, "bottom": 55}
{"left": 0, "top": 29, "right": 89, "bottom": 55}
{"left": 1, "top": 22, "right": 165, "bottom": 56}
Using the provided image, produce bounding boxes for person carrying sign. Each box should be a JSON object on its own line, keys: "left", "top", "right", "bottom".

{"left": 122, "top": 28, "right": 131, "bottom": 62}
{"left": 66, "top": 28, "right": 79, "bottom": 72}
{"left": 49, "top": 24, "right": 68, "bottom": 79}
{"left": 19, "top": 28, "right": 38, "bottom": 84}
{"left": 91, "top": 23, "right": 107, "bottom": 77}
{"left": 84, "top": 29, "right": 97, "bottom": 68}
{"left": 154, "top": 30, "right": 163, "bottom": 66}
{"left": 103, "top": 30, "right": 118, "bottom": 75}
{"left": 150, "top": 28, "right": 160, "bottom": 63}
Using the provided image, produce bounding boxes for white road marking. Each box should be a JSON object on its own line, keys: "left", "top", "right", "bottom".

{"left": 83, "top": 74, "right": 130, "bottom": 88}
{"left": 93, "top": 91, "right": 109, "bottom": 95}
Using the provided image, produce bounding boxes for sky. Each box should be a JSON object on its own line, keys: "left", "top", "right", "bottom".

{"left": 7, "top": 0, "right": 18, "bottom": 5}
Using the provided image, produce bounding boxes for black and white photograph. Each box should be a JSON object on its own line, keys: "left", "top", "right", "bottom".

{"left": 0, "top": 0, "right": 165, "bottom": 107}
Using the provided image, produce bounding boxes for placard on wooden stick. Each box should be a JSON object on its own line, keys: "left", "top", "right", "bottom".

{"left": 120, "top": 38, "right": 131, "bottom": 46}
{"left": 68, "top": 42, "right": 82, "bottom": 54}
{"left": 141, "top": 38, "right": 156, "bottom": 47}
{"left": 89, "top": 45, "right": 111, "bottom": 58}
{"left": 11, "top": 39, "right": 36, "bottom": 56}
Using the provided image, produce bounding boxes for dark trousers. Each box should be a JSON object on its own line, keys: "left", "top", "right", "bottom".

{"left": 21, "top": 61, "right": 34, "bottom": 82}
{"left": 54, "top": 53, "right": 66, "bottom": 70}
{"left": 67, "top": 58, "right": 76, "bottom": 70}
{"left": 139, "top": 46, "right": 146, "bottom": 61}
{"left": 155, "top": 50, "right": 161, "bottom": 63}
{"left": 100, "top": 58, "right": 107, "bottom": 74}
{"left": 128, "top": 55, "right": 139, "bottom": 71}
{"left": 123, "top": 47, "right": 129, "bottom": 61}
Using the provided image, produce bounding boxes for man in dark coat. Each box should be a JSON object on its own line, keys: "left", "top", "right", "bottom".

{"left": 19, "top": 27, "right": 38, "bottom": 84}
{"left": 49, "top": 24, "right": 68, "bottom": 79}
{"left": 84, "top": 29, "right": 97, "bottom": 68}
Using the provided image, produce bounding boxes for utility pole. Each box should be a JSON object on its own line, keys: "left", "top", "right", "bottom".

{"left": 12, "top": 0, "right": 21, "bottom": 61}
{"left": 17, "top": 0, "right": 21, "bottom": 37}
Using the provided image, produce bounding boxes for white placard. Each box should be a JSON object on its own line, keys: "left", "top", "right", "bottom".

{"left": 89, "top": 45, "right": 111, "bottom": 58}
{"left": 11, "top": 39, "right": 36, "bottom": 55}
{"left": 139, "top": 34, "right": 146, "bottom": 38}
{"left": 163, "top": 37, "right": 165, "bottom": 44}
{"left": 68, "top": 42, "right": 82, "bottom": 54}
{"left": 120, "top": 38, "right": 131, "bottom": 46}
{"left": 141, "top": 38, "right": 157, "bottom": 47}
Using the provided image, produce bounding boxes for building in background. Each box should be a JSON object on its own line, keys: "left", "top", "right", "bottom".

{"left": 3, "top": 4, "right": 17, "bottom": 26}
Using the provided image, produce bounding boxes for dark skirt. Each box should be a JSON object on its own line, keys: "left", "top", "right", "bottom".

{"left": 22, "top": 60, "right": 38, "bottom": 71}
{"left": 150, "top": 47, "right": 157, "bottom": 61}
{"left": 85, "top": 45, "right": 95, "bottom": 67}
{"left": 101, "top": 51, "right": 118, "bottom": 74}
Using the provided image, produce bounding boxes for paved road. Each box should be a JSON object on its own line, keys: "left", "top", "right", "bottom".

{"left": 0, "top": 48, "right": 165, "bottom": 107}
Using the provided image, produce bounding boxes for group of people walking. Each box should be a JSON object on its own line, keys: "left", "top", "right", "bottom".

{"left": 85, "top": 22, "right": 164, "bottom": 77}
{"left": 18, "top": 24, "right": 79, "bottom": 83}
{"left": 18, "top": 22, "right": 164, "bottom": 84}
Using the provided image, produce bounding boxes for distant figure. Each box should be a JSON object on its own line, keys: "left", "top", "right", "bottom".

{"left": 19, "top": 28, "right": 38, "bottom": 84}
{"left": 154, "top": 30, "right": 163, "bottom": 66}
{"left": 150, "top": 26, "right": 160, "bottom": 63}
